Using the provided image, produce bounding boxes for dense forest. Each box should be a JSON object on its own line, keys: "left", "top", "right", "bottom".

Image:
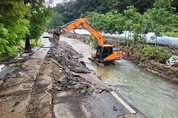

{"left": 51, "top": 0, "right": 178, "bottom": 24}
{"left": 0, "top": 0, "right": 52, "bottom": 62}
{"left": 48, "top": 0, "right": 178, "bottom": 43}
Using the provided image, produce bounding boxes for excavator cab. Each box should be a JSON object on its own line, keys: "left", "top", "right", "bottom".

{"left": 96, "top": 45, "right": 113, "bottom": 62}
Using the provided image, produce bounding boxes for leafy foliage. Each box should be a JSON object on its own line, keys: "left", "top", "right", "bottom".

{"left": 26, "top": 0, "right": 52, "bottom": 39}
{"left": 47, "top": 12, "right": 64, "bottom": 29}
{"left": 80, "top": 11, "right": 98, "bottom": 24}
{"left": 164, "top": 32, "right": 178, "bottom": 37}
{"left": 0, "top": 22, "right": 8, "bottom": 54}
{"left": 90, "top": 1, "right": 177, "bottom": 45}
{"left": 53, "top": 0, "right": 154, "bottom": 24}
{"left": 142, "top": 0, "right": 177, "bottom": 38}
{"left": 53, "top": 1, "right": 79, "bottom": 23}
{"left": 0, "top": 1, "right": 29, "bottom": 56}
{"left": 123, "top": 6, "right": 143, "bottom": 43}
{"left": 92, "top": 11, "right": 125, "bottom": 34}
{"left": 0, "top": 0, "right": 52, "bottom": 59}
{"left": 88, "top": 35, "right": 97, "bottom": 48}
{"left": 24, "top": 0, "right": 52, "bottom": 52}
{"left": 142, "top": 46, "right": 172, "bottom": 61}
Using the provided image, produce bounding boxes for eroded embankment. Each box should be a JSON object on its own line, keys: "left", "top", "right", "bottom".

{"left": 62, "top": 33, "right": 178, "bottom": 83}
{"left": 0, "top": 48, "right": 52, "bottom": 118}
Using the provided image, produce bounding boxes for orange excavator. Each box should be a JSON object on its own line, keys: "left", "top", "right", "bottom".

{"left": 55, "top": 18, "right": 122, "bottom": 66}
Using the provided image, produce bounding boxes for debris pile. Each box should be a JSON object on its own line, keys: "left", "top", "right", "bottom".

{"left": 48, "top": 41, "right": 110, "bottom": 96}
{"left": 166, "top": 55, "right": 178, "bottom": 66}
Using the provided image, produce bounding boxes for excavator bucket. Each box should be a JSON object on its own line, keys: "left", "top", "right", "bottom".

{"left": 52, "top": 31, "right": 61, "bottom": 47}
{"left": 91, "top": 53, "right": 96, "bottom": 58}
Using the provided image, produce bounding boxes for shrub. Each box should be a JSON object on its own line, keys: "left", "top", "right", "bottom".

{"left": 88, "top": 35, "right": 97, "bottom": 48}
{"left": 142, "top": 46, "right": 172, "bottom": 62}
{"left": 133, "top": 33, "right": 147, "bottom": 44}
{"left": 164, "top": 32, "right": 178, "bottom": 37}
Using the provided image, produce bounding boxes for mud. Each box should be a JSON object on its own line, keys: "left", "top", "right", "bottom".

{"left": 0, "top": 48, "right": 52, "bottom": 118}
{"left": 0, "top": 63, "right": 38, "bottom": 117}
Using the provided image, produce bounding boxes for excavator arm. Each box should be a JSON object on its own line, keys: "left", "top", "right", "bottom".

{"left": 55, "top": 17, "right": 122, "bottom": 66}
{"left": 59, "top": 18, "right": 104, "bottom": 46}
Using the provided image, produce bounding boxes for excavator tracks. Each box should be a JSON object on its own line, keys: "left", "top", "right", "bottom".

{"left": 112, "top": 61, "right": 119, "bottom": 66}
{"left": 88, "top": 58, "right": 104, "bottom": 67}
{"left": 88, "top": 58, "right": 119, "bottom": 67}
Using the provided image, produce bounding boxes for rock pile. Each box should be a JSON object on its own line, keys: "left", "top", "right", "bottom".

{"left": 48, "top": 41, "right": 110, "bottom": 96}
{"left": 139, "top": 60, "right": 178, "bottom": 83}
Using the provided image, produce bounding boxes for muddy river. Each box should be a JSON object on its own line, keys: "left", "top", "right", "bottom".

{"left": 60, "top": 36, "right": 178, "bottom": 118}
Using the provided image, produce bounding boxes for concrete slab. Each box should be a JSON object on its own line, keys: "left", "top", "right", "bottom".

{"left": 0, "top": 67, "right": 17, "bottom": 80}
{"left": 53, "top": 91, "right": 146, "bottom": 118}
{"left": 0, "top": 64, "right": 5, "bottom": 71}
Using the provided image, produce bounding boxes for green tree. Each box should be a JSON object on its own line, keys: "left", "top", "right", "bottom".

{"left": 80, "top": 11, "right": 98, "bottom": 24}
{"left": 53, "top": 1, "right": 78, "bottom": 23}
{"left": 88, "top": 35, "right": 97, "bottom": 48}
{"left": 24, "top": 0, "right": 52, "bottom": 52}
{"left": 91, "top": 11, "right": 125, "bottom": 34}
{"left": 0, "top": 1, "right": 29, "bottom": 56}
{"left": 92, "top": 13, "right": 105, "bottom": 31}
{"left": 123, "top": 6, "right": 143, "bottom": 44}
{"left": 47, "top": 12, "right": 64, "bottom": 29}
{"left": 142, "top": 0, "right": 177, "bottom": 45}
{"left": 0, "top": 17, "right": 8, "bottom": 55}
{"left": 53, "top": 0, "right": 178, "bottom": 24}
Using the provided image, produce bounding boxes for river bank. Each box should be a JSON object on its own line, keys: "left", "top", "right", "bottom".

{"left": 62, "top": 33, "right": 178, "bottom": 84}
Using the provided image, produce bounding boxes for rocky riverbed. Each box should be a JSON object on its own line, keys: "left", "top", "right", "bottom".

{"left": 62, "top": 33, "right": 178, "bottom": 84}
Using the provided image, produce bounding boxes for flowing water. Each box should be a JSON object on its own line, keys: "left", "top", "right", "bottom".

{"left": 60, "top": 36, "right": 178, "bottom": 118}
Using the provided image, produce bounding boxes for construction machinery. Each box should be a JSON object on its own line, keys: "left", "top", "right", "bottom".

{"left": 54, "top": 18, "right": 122, "bottom": 66}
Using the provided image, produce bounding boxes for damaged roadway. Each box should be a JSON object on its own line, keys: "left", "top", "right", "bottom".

{"left": 0, "top": 37, "right": 146, "bottom": 118}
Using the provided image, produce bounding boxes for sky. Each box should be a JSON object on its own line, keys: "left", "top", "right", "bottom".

{"left": 53, "top": 0, "right": 63, "bottom": 5}
{"left": 45, "top": 0, "right": 64, "bottom": 6}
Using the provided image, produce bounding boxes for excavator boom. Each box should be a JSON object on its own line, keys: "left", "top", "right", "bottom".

{"left": 60, "top": 18, "right": 104, "bottom": 46}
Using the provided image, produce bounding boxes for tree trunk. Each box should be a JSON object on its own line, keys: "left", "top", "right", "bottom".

{"left": 24, "top": 36, "right": 32, "bottom": 53}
